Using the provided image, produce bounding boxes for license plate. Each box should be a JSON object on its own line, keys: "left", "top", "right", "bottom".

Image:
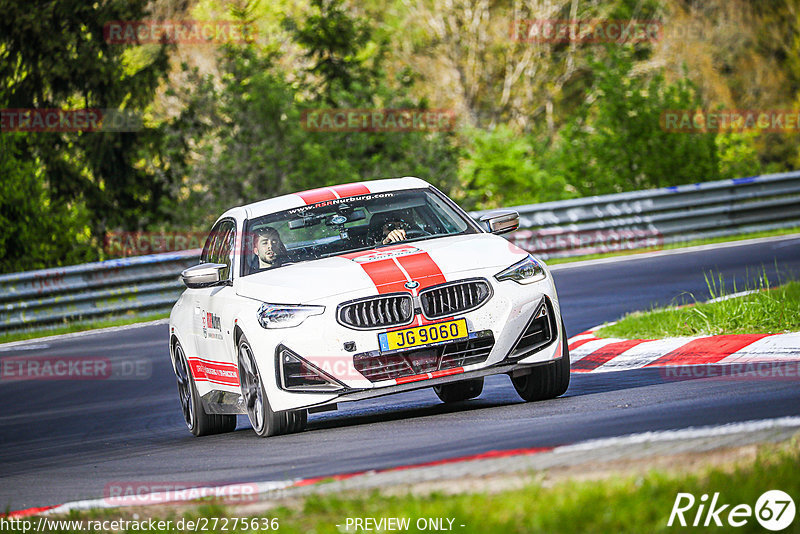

{"left": 378, "top": 319, "right": 469, "bottom": 352}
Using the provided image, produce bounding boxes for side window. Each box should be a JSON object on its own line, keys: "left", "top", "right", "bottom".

{"left": 212, "top": 221, "right": 235, "bottom": 280}
{"left": 200, "top": 228, "right": 218, "bottom": 264}
{"left": 201, "top": 220, "right": 236, "bottom": 280}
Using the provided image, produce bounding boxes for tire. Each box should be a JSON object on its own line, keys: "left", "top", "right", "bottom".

{"left": 433, "top": 377, "right": 484, "bottom": 403}
{"left": 237, "top": 335, "right": 307, "bottom": 437}
{"left": 173, "top": 340, "right": 236, "bottom": 436}
{"left": 511, "top": 319, "right": 571, "bottom": 402}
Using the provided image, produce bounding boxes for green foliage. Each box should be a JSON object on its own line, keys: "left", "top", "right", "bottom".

{"left": 0, "top": 0, "right": 176, "bottom": 272}
{"left": 549, "top": 47, "right": 719, "bottom": 196}
{"left": 2, "top": 0, "right": 799, "bottom": 273}
{"left": 456, "top": 126, "right": 572, "bottom": 210}
{"left": 0, "top": 135, "right": 95, "bottom": 273}
{"left": 168, "top": 0, "right": 459, "bottom": 228}
{"left": 716, "top": 132, "right": 763, "bottom": 179}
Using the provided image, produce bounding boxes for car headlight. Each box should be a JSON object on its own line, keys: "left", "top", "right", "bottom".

{"left": 257, "top": 303, "right": 325, "bottom": 329}
{"left": 494, "top": 255, "right": 546, "bottom": 284}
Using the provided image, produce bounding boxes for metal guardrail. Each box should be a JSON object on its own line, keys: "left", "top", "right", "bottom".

{"left": 0, "top": 250, "right": 200, "bottom": 335}
{"left": 478, "top": 171, "right": 800, "bottom": 259}
{"left": 1, "top": 171, "right": 799, "bottom": 335}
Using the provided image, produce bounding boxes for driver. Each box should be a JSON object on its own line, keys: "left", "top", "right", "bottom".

{"left": 380, "top": 218, "right": 409, "bottom": 245}
{"left": 252, "top": 226, "right": 287, "bottom": 270}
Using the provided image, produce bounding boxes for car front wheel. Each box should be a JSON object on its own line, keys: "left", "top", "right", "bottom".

{"left": 238, "top": 335, "right": 306, "bottom": 437}
{"left": 511, "top": 319, "right": 571, "bottom": 402}
{"left": 173, "top": 340, "right": 236, "bottom": 436}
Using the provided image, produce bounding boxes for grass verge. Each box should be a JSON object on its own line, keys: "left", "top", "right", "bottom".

{"left": 545, "top": 227, "right": 800, "bottom": 265}
{"left": 597, "top": 273, "right": 800, "bottom": 339}
{"left": 0, "top": 312, "right": 169, "bottom": 345}
{"left": 6, "top": 437, "right": 799, "bottom": 533}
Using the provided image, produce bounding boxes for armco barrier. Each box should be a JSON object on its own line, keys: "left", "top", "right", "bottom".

{"left": 477, "top": 171, "right": 800, "bottom": 258}
{"left": 1, "top": 172, "right": 799, "bottom": 335}
{"left": 0, "top": 250, "right": 200, "bottom": 335}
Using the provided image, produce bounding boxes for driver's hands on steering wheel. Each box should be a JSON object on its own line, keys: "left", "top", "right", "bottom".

{"left": 382, "top": 228, "right": 406, "bottom": 244}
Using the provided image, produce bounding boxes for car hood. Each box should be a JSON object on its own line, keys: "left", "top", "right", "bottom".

{"left": 235, "top": 233, "right": 530, "bottom": 303}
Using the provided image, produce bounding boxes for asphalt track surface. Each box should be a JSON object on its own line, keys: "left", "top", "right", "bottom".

{"left": 1, "top": 237, "right": 799, "bottom": 510}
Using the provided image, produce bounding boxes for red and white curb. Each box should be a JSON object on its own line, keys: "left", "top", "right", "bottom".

{"left": 7, "top": 416, "right": 800, "bottom": 519}
{"left": 567, "top": 326, "right": 800, "bottom": 373}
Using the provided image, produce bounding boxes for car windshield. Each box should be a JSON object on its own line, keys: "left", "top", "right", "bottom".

{"left": 241, "top": 188, "right": 478, "bottom": 275}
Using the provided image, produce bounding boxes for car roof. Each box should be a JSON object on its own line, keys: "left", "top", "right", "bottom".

{"left": 219, "top": 176, "right": 433, "bottom": 222}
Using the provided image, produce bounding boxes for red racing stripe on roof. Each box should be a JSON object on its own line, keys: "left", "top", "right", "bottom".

{"left": 331, "top": 183, "right": 370, "bottom": 197}
{"left": 296, "top": 183, "right": 371, "bottom": 204}
{"left": 296, "top": 187, "right": 337, "bottom": 204}
{"left": 644, "top": 334, "right": 773, "bottom": 367}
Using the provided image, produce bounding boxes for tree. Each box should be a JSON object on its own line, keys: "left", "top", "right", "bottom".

{"left": 550, "top": 47, "right": 719, "bottom": 196}
{"left": 0, "top": 135, "right": 95, "bottom": 273}
{"left": 167, "top": 0, "right": 459, "bottom": 228}
{"left": 0, "top": 0, "right": 176, "bottom": 258}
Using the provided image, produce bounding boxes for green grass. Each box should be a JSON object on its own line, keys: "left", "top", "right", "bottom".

{"left": 597, "top": 273, "right": 800, "bottom": 339}
{"left": 6, "top": 437, "right": 799, "bottom": 533}
{"left": 0, "top": 311, "right": 169, "bottom": 345}
{"left": 546, "top": 227, "right": 800, "bottom": 265}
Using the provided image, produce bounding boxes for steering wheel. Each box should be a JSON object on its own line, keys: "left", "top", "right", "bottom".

{"left": 403, "top": 228, "right": 429, "bottom": 239}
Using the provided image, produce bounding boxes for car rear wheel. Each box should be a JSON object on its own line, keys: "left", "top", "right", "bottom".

{"left": 173, "top": 340, "right": 236, "bottom": 436}
{"left": 433, "top": 377, "right": 484, "bottom": 403}
{"left": 238, "top": 335, "right": 306, "bottom": 437}
{"left": 511, "top": 319, "right": 571, "bottom": 402}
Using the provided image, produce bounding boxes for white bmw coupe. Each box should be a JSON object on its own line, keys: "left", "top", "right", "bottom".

{"left": 169, "top": 177, "right": 569, "bottom": 437}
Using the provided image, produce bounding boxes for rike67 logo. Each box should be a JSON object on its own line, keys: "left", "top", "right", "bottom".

{"left": 668, "top": 490, "right": 795, "bottom": 531}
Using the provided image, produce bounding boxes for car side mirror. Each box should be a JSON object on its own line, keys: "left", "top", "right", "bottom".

{"left": 479, "top": 210, "right": 520, "bottom": 235}
{"left": 181, "top": 263, "right": 228, "bottom": 289}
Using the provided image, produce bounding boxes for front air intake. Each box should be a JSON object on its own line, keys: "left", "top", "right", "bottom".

{"left": 508, "top": 297, "right": 555, "bottom": 359}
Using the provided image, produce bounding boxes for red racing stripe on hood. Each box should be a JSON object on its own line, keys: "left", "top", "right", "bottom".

{"left": 357, "top": 258, "right": 410, "bottom": 294}
{"left": 396, "top": 252, "right": 446, "bottom": 288}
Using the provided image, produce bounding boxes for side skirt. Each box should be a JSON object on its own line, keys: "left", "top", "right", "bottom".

{"left": 201, "top": 390, "right": 247, "bottom": 415}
